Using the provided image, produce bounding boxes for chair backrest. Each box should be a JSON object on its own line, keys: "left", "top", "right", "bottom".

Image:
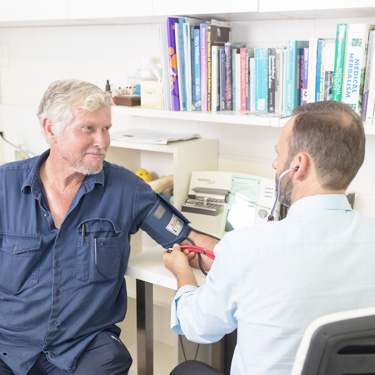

{"left": 292, "top": 307, "right": 375, "bottom": 375}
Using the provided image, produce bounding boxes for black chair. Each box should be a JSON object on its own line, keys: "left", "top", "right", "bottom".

{"left": 170, "top": 307, "right": 375, "bottom": 375}
{"left": 292, "top": 307, "right": 375, "bottom": 375}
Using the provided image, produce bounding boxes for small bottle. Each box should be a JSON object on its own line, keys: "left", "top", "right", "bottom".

{"left": 105, "top": 80, "right": 112, "bottom": 95}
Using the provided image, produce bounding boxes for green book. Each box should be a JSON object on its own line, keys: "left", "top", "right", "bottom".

{"left": 332, "top": 23, "right": 347, "bottom": 101}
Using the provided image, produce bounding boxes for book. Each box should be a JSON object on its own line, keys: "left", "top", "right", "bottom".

{"left": 268, "top": 47, "right": 276, "bottom": 113}
{"left": 362, "top": 29, "right": 375, "bottom": 122}
{"left": 315, "top": 39, "right": 325, "bottom": 102}
{"left": 207, "top": 23, "right": 212, "bottom": 111}
{"left": 342, "top": 23, "right": 375, "bottom": 114}
{"left": 207, "top": 19, "right": 231, "bottom": 112}
{"left": 200, "top": 23, "right": 208, "bottom": 111}
{"left": 285, "top": 40, "right": 308, "bottom": 116}
{"left": 190, "top": 25, "right": 197, "bottom": 110}
{"left": 299, "top": 47, "right": 309, "bottom": 106}
{"left": 220, "top": 48, "right": 226, "bottom": 110}
{"left": 235, "top": 49, "right": 241, "bottom": 110}
{"left": 332, "top": 24, "right": 348, "bottom": 101}
{"left": 193, "top": 27, "right": 201, "bottom": 111}
{"left": 254, "top": 47, "right": 268, "bottom": 112}
{"left": 250, "top": 57, "right": 256, "bottom": 112}
{"left": 240, "top": 48, "right": 247, "bottom": 111}
{"left": 224, "top": 42, "right": 245, "bottom": 110}
{"left": 211, "top": 45, "right": 220, "bottom": 111}
{"left": 275, "top": 46, "right": 286, "bottom": 115}
{"left": 183, "top": 21, "right": 193, "bottom": 111}
{"left": 246, "top": 49, "right": 254, "bottom": 110}
{"left": 175, "top": 20, "right": 186, "bottom": 111}
{"left": 307, "top": 37, "right": 319, "bottom": 103}
{"left": 158, "top": 23, "right": 172, "bottom": 111}
{"left": 166, "top": 17, "right": 180, "bottom": 111}
{"left": 323, "top": 39, "right": 335, "bottom": 101}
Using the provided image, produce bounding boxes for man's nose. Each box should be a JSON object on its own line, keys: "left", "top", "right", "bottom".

{"left": 94, "top": 131, "right": 108, "bottom": 147}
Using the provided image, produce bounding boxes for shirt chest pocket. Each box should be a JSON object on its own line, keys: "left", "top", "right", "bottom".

{"left": 77, "top": 219, "right": 122, "bottom": 284}
{"left": 0, "top": 233, "right": 41, "bottom": 295}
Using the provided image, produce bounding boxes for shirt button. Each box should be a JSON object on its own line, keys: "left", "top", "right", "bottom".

{"left": 55, "top": 290, "right": 60, "bottom": 296}
{"left": 44, "top": 212, "right": 49, "bottom": 217}
{"left": 52, "top": 320, "right": 58, "bottom": 326}
{"left": 56, "top": 261, "right": 61, "bottom": 267}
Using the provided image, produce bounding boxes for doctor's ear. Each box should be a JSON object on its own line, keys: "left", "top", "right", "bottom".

{"left": 292, "top": 153, "right": 310, "bottom": 177}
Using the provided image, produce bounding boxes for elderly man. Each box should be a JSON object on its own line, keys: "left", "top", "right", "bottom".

{"left": 0, "top": 79, "right": 216, "bottom": 375}
{"left": 163, "top": 101, "right": 375, "bottom": 375}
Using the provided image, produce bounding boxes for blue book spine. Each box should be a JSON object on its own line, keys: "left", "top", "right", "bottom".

{"left": 193, "top": 28, "right": 201, "bottom": 111}
{"left": 220, "top": 48, "right": 225, "bottom": 110}
{"left": 315, "top": 39, "right": 325, "bottom": 102}
{"left": 285, "top": 41, "right": 297, "bottom": 116}
{"left": 255, "top": 48, "right": 268, "bottom": 112}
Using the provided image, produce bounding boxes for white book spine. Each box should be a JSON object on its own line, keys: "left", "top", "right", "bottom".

{"left": 307, "top": 37, "right": 318, "bottom": 103}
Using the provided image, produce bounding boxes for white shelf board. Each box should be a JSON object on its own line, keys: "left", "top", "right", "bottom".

{"left": 113, "top": 105, "right": 375, "bottom": 134}
{"left": 112, "top": 105, "right": 287, "bottom": 127}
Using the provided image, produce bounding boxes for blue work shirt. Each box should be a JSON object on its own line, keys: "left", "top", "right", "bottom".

{"left": 0, "top": 150, "right": 189, "bottom": 375}
{"left": 171, "top": 194, "right": 375, "bottom": 374}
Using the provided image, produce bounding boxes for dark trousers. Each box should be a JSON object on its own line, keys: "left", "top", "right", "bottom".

{"left": 0, "top": 330, "right": 132, "bottom": 375}
{"left": 171, "top": 360, "right": 225, "bottom": 375}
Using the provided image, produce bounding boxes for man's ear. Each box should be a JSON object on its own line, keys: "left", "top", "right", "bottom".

{"left": 292, "top": 152, "right": 310, "bottom": 180}
{"left": 42, "top": 118, "right": 56, "bottom": 141}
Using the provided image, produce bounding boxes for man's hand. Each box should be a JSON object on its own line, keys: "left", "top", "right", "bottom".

{"left": 180, "top": 230, "right": 219, "bottom": 272}
{"left": 162, "top": 244, "right": 198, "bottom": 289}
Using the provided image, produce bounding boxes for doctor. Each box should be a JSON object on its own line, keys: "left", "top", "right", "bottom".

{"left": 163, "top": 101, "right": 375, "bottom": 375}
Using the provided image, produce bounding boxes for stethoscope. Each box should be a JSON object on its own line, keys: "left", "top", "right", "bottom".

{"left": 268, "top": 166, "right": 299, "bottom": 221}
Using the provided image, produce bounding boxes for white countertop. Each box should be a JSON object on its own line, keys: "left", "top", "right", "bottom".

{"left": 126, "top": 245, "right": 207, "bottom": 290}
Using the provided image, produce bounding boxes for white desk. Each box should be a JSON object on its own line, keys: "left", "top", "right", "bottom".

{"left": 125, "top": 246, "right": 225, "bottom": 375}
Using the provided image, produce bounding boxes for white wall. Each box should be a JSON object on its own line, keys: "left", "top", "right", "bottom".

{"left": 1, "top": 16, "right": 375, "bottom": 216}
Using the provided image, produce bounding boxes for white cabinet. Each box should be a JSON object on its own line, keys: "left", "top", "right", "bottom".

{"left": 67, "top": 0, "right": 153, "bottom": 20}
{"left": 0, "top": 0, "right": 68, "bottom": 22}
{"left": 259, "top": 0, "right": 375, "bottom": 12}
{"left": 152, "top": 0, "right": 257, "bottom": 16}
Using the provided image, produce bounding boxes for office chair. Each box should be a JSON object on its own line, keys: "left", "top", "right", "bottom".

{"left": 292, "top": 307, "right": 375, "bottom": 375}
{"left": 171, "top": 307, "right": 375, "bottom": 375}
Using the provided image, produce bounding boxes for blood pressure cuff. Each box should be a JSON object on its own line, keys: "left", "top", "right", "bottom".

{"left": 140, "top": 196, "right": 191, "bottom": 248}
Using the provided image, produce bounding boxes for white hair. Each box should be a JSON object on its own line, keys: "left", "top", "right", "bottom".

{"left": 37, "top": 79, "right": 112, "bottom": 139}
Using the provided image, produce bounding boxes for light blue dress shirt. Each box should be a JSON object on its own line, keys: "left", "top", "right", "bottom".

{"left": 171, "top": 194, "right": 375, "bottom": 374}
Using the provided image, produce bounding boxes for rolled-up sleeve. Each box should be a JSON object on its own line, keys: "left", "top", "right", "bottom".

{"left": 170, "top": 235, "right": 241, "bottom": 344}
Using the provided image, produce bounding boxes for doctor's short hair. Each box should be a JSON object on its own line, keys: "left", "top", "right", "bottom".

{"left": 290, "top": 101, "right": 365, "bottom": 191}
{"left": 37, "top": 79, "right": 112, "bottom": 137}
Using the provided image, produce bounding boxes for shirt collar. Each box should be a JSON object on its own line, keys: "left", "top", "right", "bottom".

{"left": 22, "top": 150, "right": 105, "bottom": 197}
{"left": 287, "top": 194, "right": 352, "bottom": 218}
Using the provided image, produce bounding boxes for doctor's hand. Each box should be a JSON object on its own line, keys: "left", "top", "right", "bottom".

{"left": 162, "top": 244, "right": 198, "bottom": 289}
